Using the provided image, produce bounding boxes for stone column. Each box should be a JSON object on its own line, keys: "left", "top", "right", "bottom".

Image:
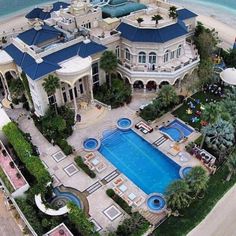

{"left": 72, "top": 86, "right": 78, "bottom": 122}
{"left": 3, "top": 75, "right": 11, "bottom": 101}
{"left": 143, "top": 84, "right": 146, "bottom": 93}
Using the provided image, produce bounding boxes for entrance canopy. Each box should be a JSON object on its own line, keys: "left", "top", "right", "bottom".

{"left": 220, "top": 68, "right": 236, "bottom": 85}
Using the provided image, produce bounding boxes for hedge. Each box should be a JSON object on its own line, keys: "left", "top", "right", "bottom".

{"left": 106, "top": 189, "right": 132, "bottom": 215}
{"left": 75, "top": 156, "right": 96, "bottom": 178}
{"left": 3, "top": 122, "right": 51, "bottom": 193}
{"left": 0, "top": 166, "right": 14, "bottom": 193}
{"left": 56, "top": 139, "right": 73, "bottom": 155}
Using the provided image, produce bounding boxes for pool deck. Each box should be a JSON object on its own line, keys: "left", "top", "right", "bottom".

{"left": 9, "top": 93, "right": 205, "bottom": 234}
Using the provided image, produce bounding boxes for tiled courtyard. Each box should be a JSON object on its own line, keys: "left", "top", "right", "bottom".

{"left": 7, "top": 93, "right": 204, "bottom": 234}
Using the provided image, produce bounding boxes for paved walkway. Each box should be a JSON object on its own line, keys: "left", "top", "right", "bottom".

{"left": 0, "top": 192, "right": 23, "bottom": 236}
{"left": 188, "top": 184, "right": 236, "bottom": 236}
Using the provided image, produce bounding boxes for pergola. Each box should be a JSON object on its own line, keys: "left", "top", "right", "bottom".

{"left": 220, "top": 68, "right": 236, "bottom": 86}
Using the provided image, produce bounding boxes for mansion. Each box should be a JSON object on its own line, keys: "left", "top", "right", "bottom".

{"left": 0, "top": 0, "right": 199, "bottom": 117}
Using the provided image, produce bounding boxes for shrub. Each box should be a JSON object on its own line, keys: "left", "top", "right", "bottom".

{"left": 0, "top": 166, "right": 14, "bottom": 193}
{"left": 106, "top": 189, "right": 132, "bottom": 214}
{"left": 3, "top": 122, "right": 51, "bottom": 194}
{"left": 56, "top": 139, "right": 73, "bottom": 155}
{"left": 67, "top": 202, "right": 99, "bottom": 236}
{"left": 116, "top": 212, "right": 149, "bottom": 236}
{"left": 75, "top": 156, "right": 96, "bottom": 178}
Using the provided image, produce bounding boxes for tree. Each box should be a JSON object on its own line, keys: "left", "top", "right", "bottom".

{"left": 194, "top": 22, "right": 219, "bottom": 60}
{"left": 221, "top": 48, "right": 236, "bottom": 68}
{"left": 169, "top": 6, "right": 178, "bottom": 19}
{"left": 196, "top": 59, "right": 214, "bottom": 89}
{"left": 136, "top": 17, "right": 144, "bottom": 26}
{"left": 9, "top": 78, "right": 24, "bottom": 99}
{"left": 226, "top": 152, "right": 236, "bottom": 181}
{"left": 202, "top": 102, "right": 230, "bottom": 123}
{"left": 42, "top": 74, "right": 60, "bottom": 113}
{"left": 166, "top": 180, "right": 191, "bottom": 211}
{"left": 151, "top": 14, "right": 163, "bottom": 26}
{"left": 202, "top": 118, "right": 235, "bottom": 158}
{"left": 67, "top": 202, "right": 98, "bottom": 236}
{"left": 158, "top": 84, "right": 179, "bottom": 107}
{"left": 185, "top": 166, "right": 209, "bottom": 197}
{"left": 100, "top": 51, "right": 118, "bottom": 88}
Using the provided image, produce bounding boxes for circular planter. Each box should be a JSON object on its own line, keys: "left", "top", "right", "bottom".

{"left": 146, "top": 193, "right": 167, "bottom": 213}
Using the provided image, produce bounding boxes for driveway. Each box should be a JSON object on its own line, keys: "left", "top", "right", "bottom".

{"left": 188, "top": 184, "right": 236, "bottom": 236}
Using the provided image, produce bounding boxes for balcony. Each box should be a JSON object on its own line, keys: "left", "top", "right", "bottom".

{"left": 118, "top": 43, "right": 200, "bottom": 83}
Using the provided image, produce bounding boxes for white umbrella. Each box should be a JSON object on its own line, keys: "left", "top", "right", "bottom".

{"left": 220, "top": 68, "right": 236, "bottom": 85}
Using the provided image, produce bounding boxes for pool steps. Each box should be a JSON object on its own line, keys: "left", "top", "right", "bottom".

{"left": 153, "top": 136, "right": 167, "bottom": 147}
{"left": 85, "top": 181, "right": 102, "bottom": 195}
{"left": 103, "top": 170, "right": 120, "bottom": 184}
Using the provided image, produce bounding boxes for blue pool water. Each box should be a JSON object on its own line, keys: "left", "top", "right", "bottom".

{"left": 160, "top": 119, "right": 193, "bottom": 142}
{"left": 83, "top": 138, "right": 99, "bottom": 150}
{"left": 99, "top": 129, "right": 180, "bottom": 194}
{"left": 53, "top": 188, "right": 82, "bottom": 208}
{"left": 147, "top": 194, "right": 166, "bottom": 212}
{"left": 182, "top": 167, "right": 192, "bottom": 178}
{"left": 117, "top": 118, "right": 132, "bottom": 130}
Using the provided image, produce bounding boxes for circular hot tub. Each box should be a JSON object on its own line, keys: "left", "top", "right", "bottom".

{"left": 179, "top": 166, "right": 192, "bottom": 179}
{"left": 83, "top": 138, "right": 100, "bottom": 151}
{"left": 146, "top": 193, "right": 166, "bottom": 213}
{"left": 117, "top": 118, "right": 132, "bottom": 130}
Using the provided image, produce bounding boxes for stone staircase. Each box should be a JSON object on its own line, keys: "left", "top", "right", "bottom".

{"left": 140, "top": 209, "right": 167, "bottom": 226}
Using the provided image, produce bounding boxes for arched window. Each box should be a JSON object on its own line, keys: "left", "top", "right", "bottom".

{"left": 164, "top": 50, "right": 170, "bottom": 63}
{"left": 138, "top": 51, "right": 146, "bottom": 63}
{"left": 149, "top": 52, "right": 156, "bottom": 64}
{"left": 177, "top": 45, "right": 182, "bottom": 58}
{"left": 125, "top": 48, "right": 131, "bottom": 61}
{"left": 170, "top": 51, "right": 175, "bottom": 59}
{"left": 115, "top": 46, "right": 120, "bottom": 58}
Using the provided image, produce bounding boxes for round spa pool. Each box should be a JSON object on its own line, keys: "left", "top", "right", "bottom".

{"left": 117, "top": 118, "right": 132, "bottom": 130}
{"left": 146, "top": 193, "right": 166, "bottom": 213}
{"left": 83, "top": 138, "right": 100, "bottom": 151}
{"left": 180, "top": 166, "right": 192, "bottom": 179}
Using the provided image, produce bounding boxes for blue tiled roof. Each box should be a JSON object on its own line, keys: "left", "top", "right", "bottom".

{"left": 25, "top": 1, "right": 70, "bottom": 20}
{"left": 4, "top": 41, "right": 106, "bottom": 80}
{"left": 116, "top": 21, "right": 188, "bottom": 43}
{"left": 177, "top": 9, "right": 197, "bottom": 20}
{"left": 18, "top": 25, "right": 63, "bottom": 46}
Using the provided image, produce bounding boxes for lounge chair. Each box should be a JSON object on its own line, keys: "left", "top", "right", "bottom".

{"left": 113, "top": 187, "right": 123, "bottom": 196}
{"left": 95, "top": 162, "right": 107, "bottom": 173}
{"left": 133, "top": 196, "right": 145, "bottom": 207}
{"left": 84, "top": 160, "right": 95, "bottom": 170}
{"left": 84, "top": 152, "right": 95, "bottom": 161}
{"left": 122, "top": 195, "right": 133, "bottom": 206}
{"left": 112, "top": 177, "right": 124, "bottom": 187}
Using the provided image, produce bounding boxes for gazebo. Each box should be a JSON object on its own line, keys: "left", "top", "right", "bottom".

{"left": 220, "top": 68, "right": 236, "bottom": 86}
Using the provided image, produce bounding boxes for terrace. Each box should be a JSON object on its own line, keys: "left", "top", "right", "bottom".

{"left": 0, "top": 140, "right": 29, "bottom": 195}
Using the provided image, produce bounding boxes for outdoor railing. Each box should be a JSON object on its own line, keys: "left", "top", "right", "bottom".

{"left": 92, "top": 99, "right": 111, "bottom": 110}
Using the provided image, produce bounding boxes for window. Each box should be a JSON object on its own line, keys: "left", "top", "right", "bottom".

{"left": 115, "top": 46, "right": 120, "bottom": 58}
{"left": 92, "top": 62, "right": 99, "bottom": 86}
{"left": 82, "top": 22, "right": 91, "bottom": 29}
{"left": 177, "top": 45, "right": 182, "bottom": 58}
{"left": 149, "top": 52, "right": 156, "bottom": 64}
{"left": 138, "top": 52, "right": 146, "bottom": 63}
{"left": 164, "top": 50, "right": 170, "bottom": 63}
{"left": 125, "top": 48, "right": 131, "bottom": 61}
{"left": 170, "top": 51, "right": 175, "bottom": 59}
{"left": 48, "top": 95, "right": 56, "bottom": 105}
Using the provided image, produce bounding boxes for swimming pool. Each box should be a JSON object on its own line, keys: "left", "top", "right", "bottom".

{"left": 99, "top": 129, "right": 180, "bottom": 194}
{"left": 159, "top": 119, "right": 193, "bottom": 142}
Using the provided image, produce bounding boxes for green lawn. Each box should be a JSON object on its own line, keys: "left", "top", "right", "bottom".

{"left": 154, "top": 164, "right": 235, "bottom": 236}
{"left": 0, "top": 166, "right": 14, "bottom": 193}
{"left": 172, "top": 91, "right": 222, "bottom": 130}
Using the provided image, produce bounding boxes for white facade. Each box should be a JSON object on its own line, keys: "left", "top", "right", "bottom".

{"left": 0, "top": 0, "right": 199, "bottom": 116}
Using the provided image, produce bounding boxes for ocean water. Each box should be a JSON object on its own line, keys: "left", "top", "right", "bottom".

{"left": 0, "top": 0, "right": 55, "bottom": 18}
{"left": 169, "top": 0, "right": 236, "bottom": 25}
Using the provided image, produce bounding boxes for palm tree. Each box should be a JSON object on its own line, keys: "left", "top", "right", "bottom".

{"left": 226, "top": 152, "right": 236, "bottom": 181}
{"left": 151, "top": 14, "right": 163, "bottom": 27}
{"left": 158, "top": 84, "right": 179, "bottom": 107}
{"left": 201, "top": 102, "right": 227, "bottom": 124}
{"left": 42, "top": 74, "right": 60, "bottom": 113}
{"left": 185, "top": 166, "right": 209, "bottom": 197}
{"left": 136, "top": 17, "right": 144, "bottom": 27}
{"left": 166, "top": 180, "right": 192, "bottom": 211}
{"left": 100, "top": 51, "right": 118, "bottom": 89}
{"left": 202, "top": 118, "right": 235, "bottom": 159}
{"left": 169, "top": 6, "right": 178, "bottom": 19}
